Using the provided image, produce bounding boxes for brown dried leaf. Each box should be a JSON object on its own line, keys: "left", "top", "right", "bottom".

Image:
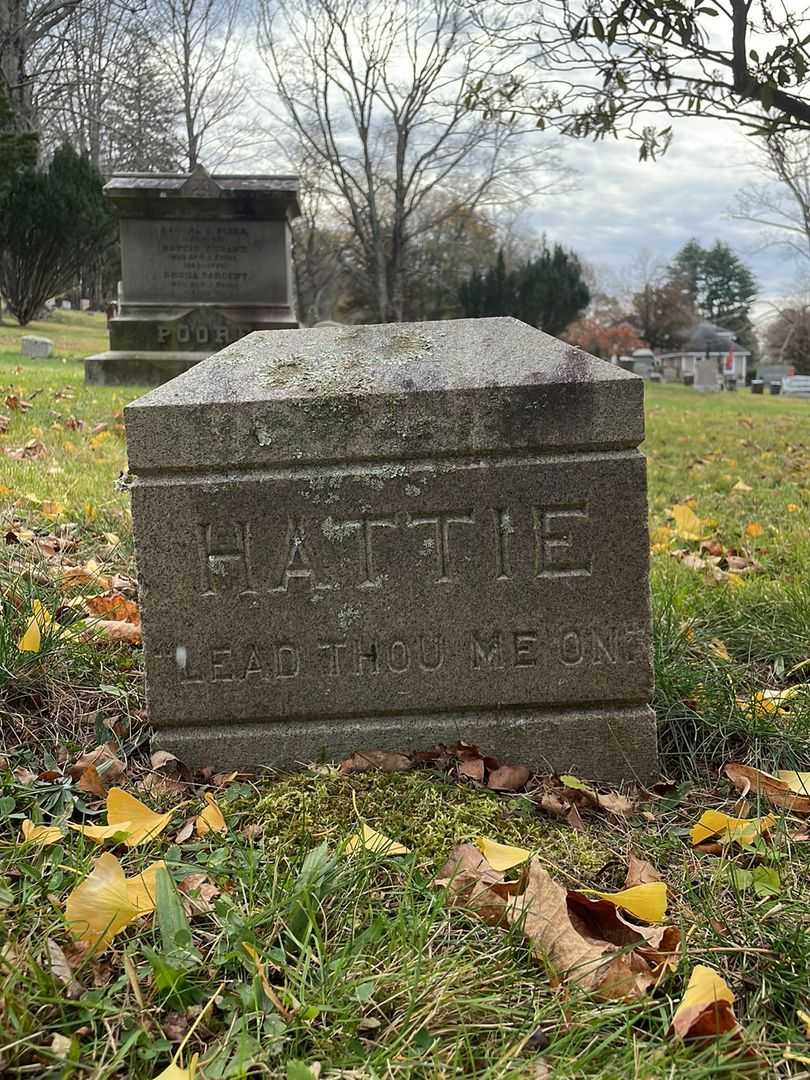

{"left": 508, "top": 863, "right": 658, "bottom": 1000}
{"left": 77, "top": 764, "right": 107, "bottom": 797}
{"left": 339, "top": 750, "right": 414, "bottom": 774}
{"left": 178, "top": 873, "right": 221, "bottom": 915}
{"left": 174, "top": 818, "right": 195, "bottom": 844}
{"left": 488, "top": 765, "right": 531, "bottom": 791}
{"left": 70, "top": 746, "right": 126, "bottom": 783}
{"left": 46, "top": 938, "right": 83, "bottom": 999}
{"left": 724, "top": 762, "right": 810, "bottom": 814}
{"left": 457, "top": 756, "right": 485, "bottom": 782}
{"left": 596, "top": 791, "right": 638, "bottom": 817}
{"left": 85, "top": 592, "right": 140, "bottom": 624}
{"left": 624, "top": 855, "right": 663, "bottom": 888}
{"left": 434, "top": 844, "right": 520, "bottom": 925}
{"left": 12, "top": 766, "right": 38, "bottom": 784}
{"left": 84, "top": 619, "right": 142, "bottom": 646}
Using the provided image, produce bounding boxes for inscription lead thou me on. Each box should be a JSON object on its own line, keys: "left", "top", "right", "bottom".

{"left": 124, "top": 317, "right": 657, "bottom": 783}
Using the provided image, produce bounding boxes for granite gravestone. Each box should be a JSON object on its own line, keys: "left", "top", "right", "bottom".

{"left": 124, "top": 318, "right": 657, "bottom": 783}
{"left": 86, "top": 165, "right": 300, "bottom": 387}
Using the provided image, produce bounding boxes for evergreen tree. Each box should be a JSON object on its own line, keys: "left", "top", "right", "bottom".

{"left": 0, "top": 145, "right": 115, "bottom": 325}
{"left": 458, "top": 242, "right": 590, "bottom": 335}
{"left": 667, "top": 239, "right": 757, "bottom": 338}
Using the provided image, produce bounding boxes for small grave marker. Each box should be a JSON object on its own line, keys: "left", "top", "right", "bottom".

{"left": 125, "top": 318, "right": 657, "bottom": 782}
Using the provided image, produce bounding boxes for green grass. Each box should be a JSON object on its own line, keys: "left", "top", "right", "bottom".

{"left": 0, "top": 309, "right": 109, "bottom": 358}
{"left": 1, "top": 369, "right": 810, "bottom": 1078}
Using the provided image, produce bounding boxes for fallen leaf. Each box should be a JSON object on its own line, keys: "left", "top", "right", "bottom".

{"left": 587, "top": 882, "right": 667, "bottom": 924}
{"left": 195, "top": 792, "right": 227, "bottom": 836}
{"left": 690, "top": 809, "right": 775, "bottom": 847}
{"left": 46, "top": 938, "right": 83, "bottom": 998}
{"left": 709, "top": 638, "right": 732, "bottom": 662}
{"left": 731, "top": 480, "right": 752, "bottom": 492}
{"left": 84, "top": 619, "right": 142, "bottom": 646}
{"left": 107, "top": 787, "right": 172, "bottom": 846}
{"left": 458, "top": 755, "right": 485, "bottom": 782}
{"left": 777, "top": 771, "right": 810, "bottom": 797}
{"left": 724, "top": 763, "right": 810, "bottom": 814}
{"left": 508, "top": 862, "right": 659, "bottom": 999}
{"left": 434, "top": 843, "right": 519, "bottom": 924}
{"left": 475, "top": 836, "right": 531, "bottom": 872}
{"left": 178, "top": 873, "right": 221, "bottom": 915}
{"left": 126, "top": 860, "right": 167, "bottom": 913}
{"left": 65, "top": 852, "right": 140, "bottom": 951}
{"left": 153, "top": 1052, "right": 199, "bottom": 1080}
{"left": 68, "top": 821, "right": 134, "bottom": 843}
{"left": 798, "top": 1009, "right": 810, "bottom": 1038}
{"left": 744, "top": 522, "right": 764, "bottom": 539}
{"left": 670, "top": 503, "right": 704, "bottom": 541}
{"left": 487, "top": 765, "right": 531, "bottom": 791}
{"left": 345, "top": 824, "right": 409, "bottom": 856}
{"left": 85, "top": 592, "right": 140, "bottom": 624}
{"left": 70, "top": 745, "right": 126, "bottom": 784}
{"left": 339, "top": 750, "right": 414, "bottom": 773}
{"left": 624, "top": 855, "right": 663, "bottom": 888}
{"left": 77, "top": 764, "right": 107, "bottom": 797}
{"left": 671, "top": 965, "right": 738, "bottom": 1040}
{"left": 21, "top": 819, "right": 63, "bottom": 846}
{"left": 17, "top": 599, "right": 51, "bottom": 653}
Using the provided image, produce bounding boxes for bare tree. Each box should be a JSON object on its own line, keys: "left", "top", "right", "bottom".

{"left": 149, "top": 0, "right": 249, "bottom": 170}
{"left": 1, "top": 0, "right": 82, "bottom": 133}
{"left": 734, "top": 133, "right": 810, "bottom": 265}
{"left": 258, "top": 0, "right": 568, "bottom": 323}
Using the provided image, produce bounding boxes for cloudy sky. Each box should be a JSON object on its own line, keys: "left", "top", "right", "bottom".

{"left": 528, "top": 113, "right": 797, "bottom": 324}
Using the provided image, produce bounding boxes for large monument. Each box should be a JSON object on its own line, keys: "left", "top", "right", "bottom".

{"left": 124, "top": 318, "right": 658, "bottom": 783}
{"left": 85, "top": 165, "right": 300, "bottom": 386}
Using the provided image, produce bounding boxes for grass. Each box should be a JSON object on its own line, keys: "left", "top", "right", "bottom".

{"left": 1, "top": 330, "right": 810, "bottom": 1077}
{"left": 0, "top": 309, "right": 109, "bottom": 358}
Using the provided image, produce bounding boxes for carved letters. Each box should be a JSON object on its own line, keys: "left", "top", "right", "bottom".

{"left": 194, "top": 503, "right": 592, "bottom": 597}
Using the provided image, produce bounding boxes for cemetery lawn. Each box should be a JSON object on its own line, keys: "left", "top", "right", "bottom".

{"left": 0, "top": 309, "right": 109, "bottom": 359}
{"left": 2, "top": 360, "right": 810, "bottom": 1078}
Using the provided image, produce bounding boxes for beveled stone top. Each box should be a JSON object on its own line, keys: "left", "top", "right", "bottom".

{"left": 125, "top": 317, "right": 644, "bottom": 473}
{"left": 105, "top": 165, "right": 300, "bottom": 220}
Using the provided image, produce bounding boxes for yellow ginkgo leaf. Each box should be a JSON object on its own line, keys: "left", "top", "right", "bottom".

{"left": 745, "top": 522, "right": 764, "bottom": 538}
{"left": 195, "top": 793, "right": 227, "bottom": 836}
{"left": 345, "top": 824, "right": 409, "bottom": 856}
{"left": 153, "top": 1052, "right": 199, "bottom": 1080}
{"left": 588, "top": 882, "right": 667, "bottom": 924}
{"left": 690, "top": 809, "right": 774, "bottom": 847}
{"left": 107, "top": 787, "right": 172, "bottom": 846}
{"left": 709, "top": 638, "right": 731, "bottom": 662}
{"left": 127, "top": 861, "right": 168, "bottom": 914}
{"left": 731, "top": 480, "right": 752, "bottom": 493}
{"left": 670, "top": 504, "right": 703, "bottom": 541}
{"left": 777, "top": 771, "right": 810, "bottom": 796}
{"left": 475, "top": 836, "right": 531, "bottom": 872}
{"left": 20, "top": 819, "right": 63, "bottom": 846}
{"left": 65, "top": 852, "right": 140, "bottom": 950}
{"left": 17, "top": 599, "right": 52, "bottom": 653}
{"left": 671, "top": 965, "right": 737, "bottom": 1039}
{"left": 68, "top": 821, "right": 134, "bottom": 843}
{"left": 798, "top": 1008, "right": 810, "bottom": 1038}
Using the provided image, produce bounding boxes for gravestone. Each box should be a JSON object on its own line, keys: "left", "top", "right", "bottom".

{"left": 694, "top": 358, "right": 719, "bottom": 391}
{"left": 124, "top": 317, "right": 657, "bottom": 783}
{"left": 86, "top": 165, "right": 300, "bottom": 387}
{"left": 21, "top": 335, "right": 53, "bottom": 358}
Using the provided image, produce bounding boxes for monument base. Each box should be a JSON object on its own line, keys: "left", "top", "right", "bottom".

{"left": 153, "top": 705, "right": 659, "bottom": 786}
{"left": 85, "top": 350, "right": 210, "bottom": 387}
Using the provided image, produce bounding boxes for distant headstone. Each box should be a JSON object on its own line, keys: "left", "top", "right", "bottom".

{"left": 80, "top": 298, "right": 91, "bottom": 311}
{"left": 21, "top": 335, "right": 53, "bottom": 358}
{"left": 61, "top": 300, "right": 72, "bottom": 310}
{"left": 125, "top": 318, "right": 657, "bottom": 783}
{"left": 694, "top": 358, "right": 719, "bottom": 391}
{"left": 86, "top": 164, "right": 300, "bottom": 387}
